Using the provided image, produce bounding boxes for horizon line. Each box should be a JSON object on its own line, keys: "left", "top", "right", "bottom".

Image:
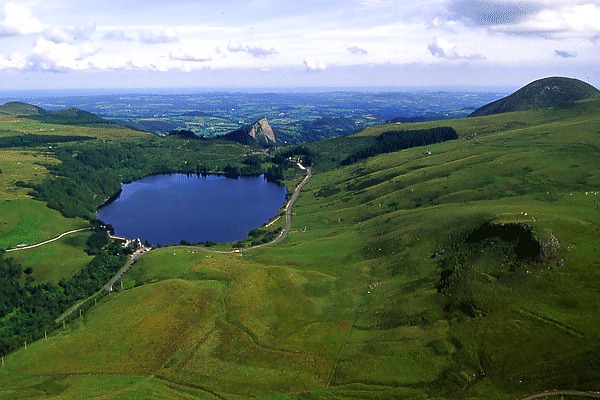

{"left": 0, "top": 85, "right": 516, "bottom": 97}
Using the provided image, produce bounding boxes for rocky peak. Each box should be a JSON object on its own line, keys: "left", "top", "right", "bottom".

{"left": 222, "top": 117, "right": 276, "bottom": 147}
{"left": 248, "top": 118, "right": 276, "bottom": 146}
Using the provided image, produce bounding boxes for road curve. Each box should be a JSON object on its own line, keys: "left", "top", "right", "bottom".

{"left": 5, "top": 228, "right": 92, "bottom": 252}
{"left": 177, "top": 166, "right": 312, "bottom": 255}
{"left": 249, "top": 166, "right": 312, "bottom": 250}
{"left": 521, "top": 390, "right": 600, "bottom": 400}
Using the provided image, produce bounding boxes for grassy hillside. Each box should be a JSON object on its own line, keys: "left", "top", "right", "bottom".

{"left": 8, "top": 231, "right": 94, "bottom": 284}
{"left": 1, "top": 96, "right": 599, "bottom": 398}
{"left": 0, "top": 103, "right": 151, "bottom": 248}
{"left": 470, "top": 76, "right": 599, "bottom": 117}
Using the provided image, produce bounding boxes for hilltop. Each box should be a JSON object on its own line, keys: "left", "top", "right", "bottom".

{"left": 470, "top": 76, "right": 599, "bottom": 117}
{"left": 0, "top": 101, "right": 46, "bottom": 116}
{"left": 0, "top": 101, "right": 106, "bottom": 125}
{"left": 222, "top": 117, "right": 276, "bottom": 147}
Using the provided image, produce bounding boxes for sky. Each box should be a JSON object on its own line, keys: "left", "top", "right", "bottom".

{"left": 0, "top": 0, "right": 598, "bottom": 90}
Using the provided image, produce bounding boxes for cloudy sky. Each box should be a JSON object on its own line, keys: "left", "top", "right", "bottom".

{"left": 0, "top": 0, "right": 598, "bottom": 90}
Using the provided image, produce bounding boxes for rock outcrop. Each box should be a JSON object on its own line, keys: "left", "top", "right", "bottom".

{"left": 222, "top": 117, "right": 276, "bottom": 147}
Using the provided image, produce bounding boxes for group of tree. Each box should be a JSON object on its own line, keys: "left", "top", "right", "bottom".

{"left": 168, "top": 129, "right": 206, "bottom": 140}
{"left": 276, "top": 145, "right": 315, "bottom": 167}
{"left": 25, "top": 139, "right": 223, "bottom": 219}
{"left": 248, "top": 227, "right": 282, "bottom": 246}
{"left": 240, "top": 154, "right": 266, "bottom": 176}
{"left": 0, "top": 228, "right": 126, "bottom": 357}
{"left": 341, "top": 126, "right": 458, "bottom": 165}
{"left": 0, "top": 134, "right": 93, "bottom": 149}
{"left": 24, "top": 137, "right": 304, "bottom": 220}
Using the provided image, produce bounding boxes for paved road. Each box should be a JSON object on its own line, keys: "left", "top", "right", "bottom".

{"left": 105, "top": 247, "right": 151, "bottom": 292}
{"left": 5, "top": 228, "right": 92, "bottom": 252}
{"left": 55, "top": 246, "right": 151, "bottom": 323}
{"left": 178, "top": 166, "right": 312, "bottom": 255}
{"left": 253, "top": 166, "right": 312, "bottom": 249}
{"left": 521, "top": 390, "right": 600, "bottom": 400}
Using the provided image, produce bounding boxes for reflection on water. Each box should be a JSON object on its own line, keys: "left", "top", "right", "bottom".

{"left": 97, "top": 174, "right": 286, "bottom": 245}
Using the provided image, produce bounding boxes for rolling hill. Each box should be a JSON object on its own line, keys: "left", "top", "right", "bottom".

{"left": 0, "top": 101, "right": 47, "bottom": 116}
{"left": 470, "top": 76, "right": 599, "bottom": 117}
{"left": 1, "top": 81, "right": 600, "bottom": 399}
{"left": 0, "top": 101, "right": 107, "bottom": 125}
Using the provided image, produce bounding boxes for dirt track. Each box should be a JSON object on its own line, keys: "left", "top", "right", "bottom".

{"left": 521, "top": 390, "right": 600, "bottom": 400}
{"left": 6, "top": 228, "right": 92, "bottom": 252}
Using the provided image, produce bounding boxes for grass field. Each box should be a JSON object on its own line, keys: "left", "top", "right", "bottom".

{"left": 1, "top": 99, "right": 600, "bottom": 398}
{"left": 8, "top": 231, "right": 94, "bottom": 283}
{"left": 0, "top": 149, "right": 58, "bottom": 201}
{"left": 0, "top": 200, "right": 89, "bottom": 250}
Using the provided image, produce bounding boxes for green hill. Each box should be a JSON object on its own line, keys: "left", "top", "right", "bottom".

{"left": 0, "top": 101, "right": 46, "bottom": 116}
{"left": 30, "top": 107, "right": 107, "bottom": 125}
{"left": 1, "top": 95, "right": 600, "bottom": 399}
{"left": 0, "top": 101, "right": 107, "bottom": 125}
{"left": 470, "top": 76, "right": 600, "bottom": 117}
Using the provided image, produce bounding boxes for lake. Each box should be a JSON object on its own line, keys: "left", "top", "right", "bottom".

{"left": 96, "top": 174, "right": 287, "bottom": 245}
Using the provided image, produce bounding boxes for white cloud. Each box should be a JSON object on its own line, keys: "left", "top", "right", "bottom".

{"left": 428, "top": 37, "right": 484, "bottom": 60}
{"left": 554, "top": 49, "right": 577, "bottom": 58}
{"left": 430, "top": 16, "right": 443, "bottom": 27}
{"left": 359, "top": 0, "right": 393, "bottom": 9}
{"left": 28, "top": 38, "right": 100, "bottom": 71}
{"left": 496, "top": 4, "right": 600, "bottom": 39}
{"left": 449, "top": 1, "right": 540, "bottom": 26}
{"left": 227, "top": 41, "right": 277, "bottom": 57}
{"left": 303, "top": 58, "right": 326, "bottom": 72}
{"left": 103, "top": 30, "right": 135, "bottom": 41}
{"left": 169, "top": 50, "right": 211, "bottom": 62}
{"left": 139, "top": 28, "right": 178, "bottom": 44}
{"left": 45, "top": 23, "right": 96, "bottom": 44}
{"left": 448, "top": 1, "right": 600, "bottom": 40}
{"left": 0, "top": 52, "right": 27, "bottom": 70}
{"left": 0, "top": 2, "right": 43, "bottom": 36}
{"left": 428, "top": 37, "right": 460, "bottom": 59}
{"left": 348, "top": 46, "right": 368, "bottom": 55}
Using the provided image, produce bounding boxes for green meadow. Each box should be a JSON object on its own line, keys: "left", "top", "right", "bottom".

{"left": 1, "top": 95, "right": 600, "bottom": 398}
{"left": 8, "top": 231, "right": 94, "bottom": 284}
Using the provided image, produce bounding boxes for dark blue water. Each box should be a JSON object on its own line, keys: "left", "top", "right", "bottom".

{"left": 97, "top": 174, "right": 286, "bottom": 245}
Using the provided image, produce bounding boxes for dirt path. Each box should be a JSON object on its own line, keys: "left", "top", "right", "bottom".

{"left": 5, "top": 228, "right": 92, "bottom": 252}
{"left": 521, "top": 390, "right": 600, "bottom": 400}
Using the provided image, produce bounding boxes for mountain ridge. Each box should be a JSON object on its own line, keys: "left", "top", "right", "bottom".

{"left": 0, "top": 101, "right": 107, "bottom": 125}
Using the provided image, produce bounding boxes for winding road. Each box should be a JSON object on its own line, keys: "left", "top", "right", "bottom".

{"left": 5, "top": 228, "right": 92, "bottom": 252}
{"left": 520, "top": 390, "right": 600, "bottom": 400}
{"left": 178, "top": 166, "right": 312, "bottom": 254}
{"left": 239, "top": 165, "right": 312, "bottom": 251}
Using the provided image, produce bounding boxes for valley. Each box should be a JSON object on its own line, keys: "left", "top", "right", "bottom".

{"left": 0, "top": 78, "right": 599, "bottom": 399}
